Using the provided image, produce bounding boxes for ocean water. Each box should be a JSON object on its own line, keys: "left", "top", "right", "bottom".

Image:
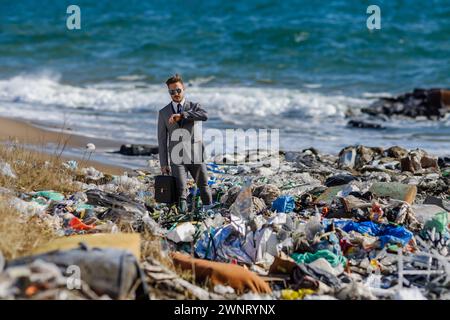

{"left": 0, "top": 0, "right": 449, "bottom": 165}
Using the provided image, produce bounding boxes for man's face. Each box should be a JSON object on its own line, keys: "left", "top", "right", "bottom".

{"left": 168, "top": 82, "right": 185, "bottom": 103}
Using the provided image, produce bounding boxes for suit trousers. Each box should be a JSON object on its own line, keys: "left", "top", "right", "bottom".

{"left": 170, "top": 163, "right": 212, "bottom": 205}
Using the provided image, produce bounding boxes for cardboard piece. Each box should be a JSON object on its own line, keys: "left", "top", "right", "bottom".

{"left": 32, "top": 233, "right": 141, "bottom": 259}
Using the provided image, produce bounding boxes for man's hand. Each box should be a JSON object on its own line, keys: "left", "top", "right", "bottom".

{"left": 168, "top": 113, "right": 183, "bottom": 124}
{"left": 161, "top": 166, "right": 171, "bottom": 174}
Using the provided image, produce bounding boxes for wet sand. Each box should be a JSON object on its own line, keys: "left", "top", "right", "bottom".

{"left": 0, "top": 117, "right": 127, "bottom": 175}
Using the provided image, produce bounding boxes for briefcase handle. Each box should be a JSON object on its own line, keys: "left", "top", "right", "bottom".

{"left": 161, "top": 167, "right": 170, "bottom": 176}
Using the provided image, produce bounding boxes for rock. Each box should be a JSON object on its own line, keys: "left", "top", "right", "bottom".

{"left": 401, "top": 149, "right": 438, "bottom": 173}
{"left": 118, "top": 144, "right": 158, "bottom": 156}
{"left": 438, "top": 156, "right": 450, "bottom": 168}
{"left": 420, "top": 155, "right": 439, "bottom": 170}
{"left": 347, "top": 120, "right": 384, "bottom": 129}
{"left": 361, "top": 88, "right": 450, "bottom": 119}
{"left": 385, "top": 146, "right": 408, "bottom": 159}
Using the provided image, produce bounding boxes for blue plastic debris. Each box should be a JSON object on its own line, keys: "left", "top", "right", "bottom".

{"left": 195, "top": 224, "right": 253, "bottom": 264}
{"left": 208, "top": 176, "right": 217, "bottom": 186}
{"left": 271, "top": 195, "right": 295, "bottom": 213}
{"left": 207, "top": 162, "right": 225, "bottom": 174}
{"left": 324, "top": 219, "right": 414, "bottom": 247}
{"left": 63, "top": 160, "right": 78, "bottom": 171}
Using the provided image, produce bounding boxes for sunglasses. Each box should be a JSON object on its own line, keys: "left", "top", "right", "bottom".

{"left": 168, "top": 88, "right": 183, "bottom": 95}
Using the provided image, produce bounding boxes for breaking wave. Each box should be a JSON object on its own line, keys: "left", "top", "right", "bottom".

{"left": 2, "top": 72, "right": 448, "bottom": 156}
{"left": 0, "top": 72, "right": 371, "bottom": 121}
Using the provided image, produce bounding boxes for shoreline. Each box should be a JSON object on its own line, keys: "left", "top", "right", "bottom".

{"left": 0, "top": 117, "right": 128, "bottom": 175}
{"left": 1, "top": 114, "right": 448, "bottom": 178}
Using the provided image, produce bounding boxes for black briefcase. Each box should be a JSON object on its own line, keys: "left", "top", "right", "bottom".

{"left": 154, "top": 175, "right": 178, "bottom": 204}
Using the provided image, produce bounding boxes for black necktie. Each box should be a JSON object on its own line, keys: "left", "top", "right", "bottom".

{"left": 177, "top": 103, "right": 182, "bottom": 114}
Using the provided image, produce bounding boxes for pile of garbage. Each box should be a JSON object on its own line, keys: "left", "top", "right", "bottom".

{"left": 0, "top": 144, "right": 448, "bottom": 300}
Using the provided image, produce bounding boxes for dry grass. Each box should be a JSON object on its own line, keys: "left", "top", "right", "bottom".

{"left": 0, "top": 142, "right": 79, "bottom": 194}
{"left": 0, "top": 140, "right": 201, "bottom": 296}
{"left": 0, "top": 140, "right": 80, "bottom": 260}
{"left": 117, "top": 222, "right": 174, "bottom": 268}
{"left": 120, "top": 223, "right": 200, "bottom": 287}
{"left": 0, "top": 199, "right": 59, "bottom": 260}
{"left": 140, "top": 231, "right": 175, "bottom": 268}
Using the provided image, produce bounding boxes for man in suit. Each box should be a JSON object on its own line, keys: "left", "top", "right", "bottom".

{"left": 158, "top": 74, "right": 213, "bottom": 213}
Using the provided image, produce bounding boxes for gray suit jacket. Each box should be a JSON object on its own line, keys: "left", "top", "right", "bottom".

{"left": 157, "top": 100, "right": 208, "bottom": 167}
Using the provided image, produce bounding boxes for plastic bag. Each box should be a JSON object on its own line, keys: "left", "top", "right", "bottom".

{"left": 291, "top": 249, "right": 347, "bottom": 268}
{"left": 271, "top": 195, "right": 295, "bottom": 213}
{"left": 33, "top": 191, "right": 65, "bottom": 202}
{"left": 326, "top": 219, "right": 413, "bottom": 247}
{"left": 424, "top": 211, "right": 448, "bottom": 233}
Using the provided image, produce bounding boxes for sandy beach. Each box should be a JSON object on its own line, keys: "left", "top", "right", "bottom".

{"left": 0, "top": 117, "right": 127, "bottom": 175}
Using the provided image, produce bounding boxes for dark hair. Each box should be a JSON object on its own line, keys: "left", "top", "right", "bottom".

{"left": 165, "top": 74, "right": 183, "bottom": 86}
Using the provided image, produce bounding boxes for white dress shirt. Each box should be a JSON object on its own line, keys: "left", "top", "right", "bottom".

{"left": 171, "top": 98, "right": 185, "bottom": 114}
